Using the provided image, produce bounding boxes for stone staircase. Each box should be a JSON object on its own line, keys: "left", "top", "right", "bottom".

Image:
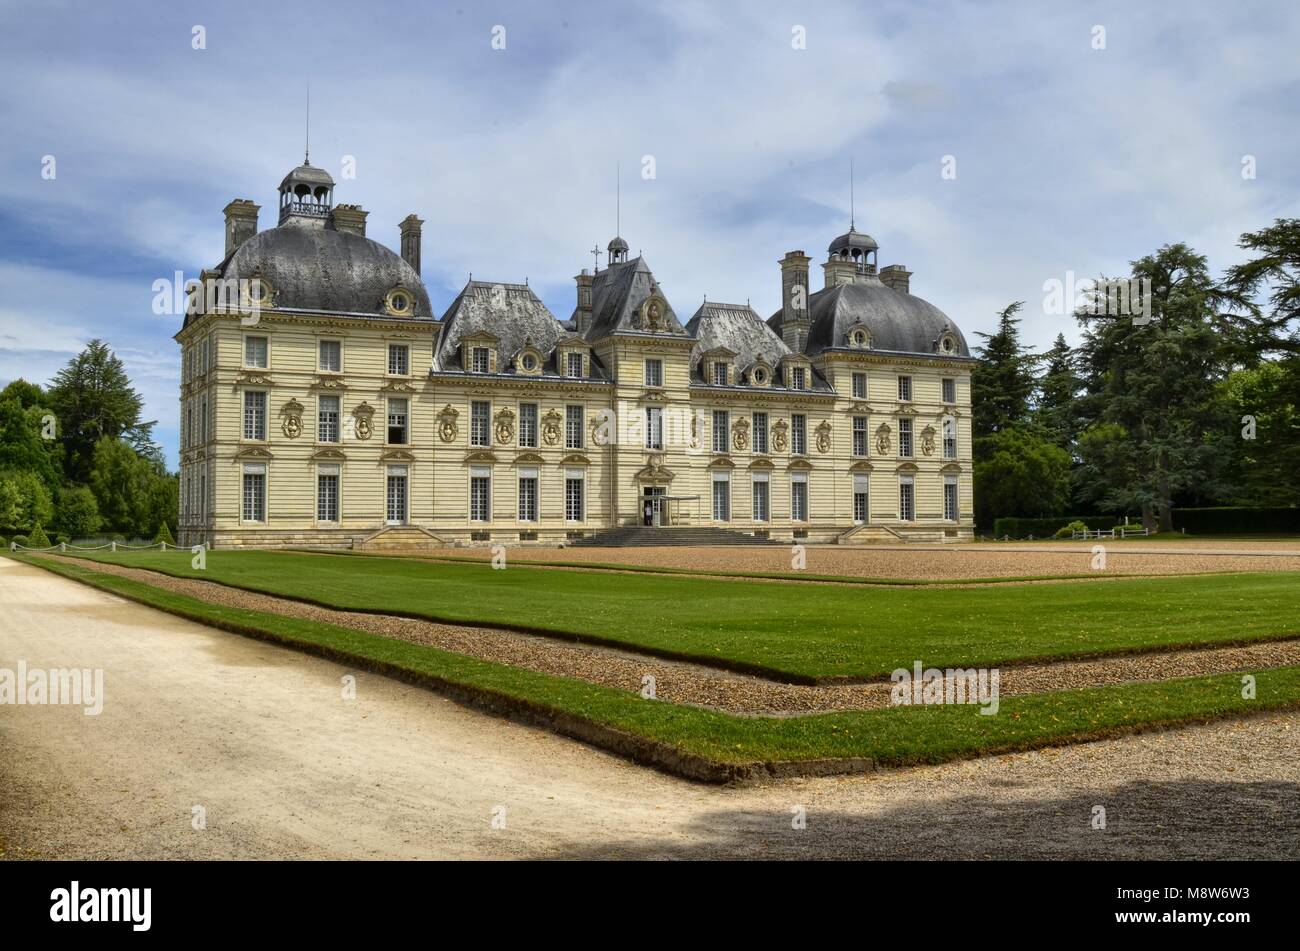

{"left": 354, "top": 525, "right": 447, "bottom": 551}
{"left": 568, "top": 525, "right": 781, "bottom": 547}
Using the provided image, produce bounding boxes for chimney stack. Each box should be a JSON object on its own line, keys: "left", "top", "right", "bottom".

{"left": 331, "top": 204, "right": 368, "bottom": 237}
{"left": 880, "top": 264, "right": 912, "bottom": 294}
{"left": 779, "top": 251, "right": 811, "bottom": 352}
{"left": 223, "top": 199, "right": 260, "bottom": 256}
{"left": 399, "top": 214, "right": 424, "bottom": 275}
{"left": 574, "top": 269, "right": 594, "bottom": 333}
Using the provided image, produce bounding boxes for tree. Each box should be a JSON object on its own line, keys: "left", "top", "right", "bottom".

{"left": 0, "top": 397, "right": 60, "bottom": 491}
{"left": 0, "top": 469, "right": 54, "bottom": 533}
{"left": 1219, "top": 359, "right": 1300, "bottom": 505}
{"left": 1033, "top": 333, "right": 1083, "bottom": 450}
{"left": 88, "top": 437, "right": 151, "bottom": 536}
{"left": 971, "top": 302, "right": 1038, "bottom": 449}
{"left": 0, "top": 378, "right": 47, "bottom": 410}
{"left": 54, "top": 485, "right": 102, "bottom": 539}
{"left": 1074, "top": 244, "right": 1233, "bottom": 531}
{"left": 154, "top": 521, "right": 175, "bottom": 546}
{"left": 1224, "top": 217, "right": 1300, "bottom": 356}
{"left": 973, "top": 428, "right": 1072, "bottom": 528}
{"left": 47, "top": 340, "right": 146, "bottom": 482}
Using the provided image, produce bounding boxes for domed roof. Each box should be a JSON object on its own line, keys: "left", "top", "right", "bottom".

{"left": 220, "top": 225, "right": 432, "bottom": 318}
{"left": 279, "top": 161, "right": 335, "bottom": 192}
{"left": 798, "top": 277, "right": 970, "bottom": 357}
{"left": 828, "top": 228, "right": 878, "bottom": 255}
{"left": 607, "top": 235, "right": 629, "bottom": 253}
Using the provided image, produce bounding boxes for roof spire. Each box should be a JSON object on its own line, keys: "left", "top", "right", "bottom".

{"left": 849, "top": 158, "right": 855, "bottom": 231}
{"left": 616, "top": 162, "right": 621, "bottom": 238}
{"left": 304, "top": 82, "right": 311, "bottom": 165}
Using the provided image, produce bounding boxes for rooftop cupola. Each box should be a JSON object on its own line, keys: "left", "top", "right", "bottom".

{"left": 607, "top": 235, "right": 629, "bottom": 266}
{"left": 824, "top": 227, "right": 878, "bottom": 287}
{"left": 278, "top": 160, "right": 335, "bottom": 226}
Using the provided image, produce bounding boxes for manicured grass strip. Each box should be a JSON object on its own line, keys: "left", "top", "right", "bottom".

{"left": 56, "top": 549, "right": 1300, "bottom": 682}
{"left": 13, "top": 552, "right": 1300, "bottom": 781}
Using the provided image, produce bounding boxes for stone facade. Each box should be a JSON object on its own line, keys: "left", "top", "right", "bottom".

{"left": 175, "top": 162, "right": 975, "bottom": 548}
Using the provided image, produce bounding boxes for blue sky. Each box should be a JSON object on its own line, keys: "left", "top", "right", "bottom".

{"left": 2, "top": 0, "right": 1298, "bottom": 468}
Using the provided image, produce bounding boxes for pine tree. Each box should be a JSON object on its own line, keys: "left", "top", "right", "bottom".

{"left": 970, "top": 302, "right": 1037, "bottom": 452}
{"left": 47, "top": 340, "right": 146, "bottom": 483}
{"left": 1033, "top": 333, "right": 1083, "bottom": 449}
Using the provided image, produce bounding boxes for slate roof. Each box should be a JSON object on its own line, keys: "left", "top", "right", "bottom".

{"left": 583, "top": 257, "right": 687, "bottom": 342}
{"left": 687, "top": 301, "right": 832, "bottom": 391}
{"left": 214, "top": 223, "right": 432, "bottom": 320}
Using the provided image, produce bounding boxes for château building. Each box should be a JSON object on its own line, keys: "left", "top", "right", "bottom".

{"left": 175, "top": 160, "right": 975, "bottom": 548}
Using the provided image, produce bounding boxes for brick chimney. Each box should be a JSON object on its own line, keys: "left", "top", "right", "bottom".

{"left": 223, "top": 199, "right": 260, "bottom": 256}
{"left": 331, "top": 204, "right": 368, "bottom": 237}
{"left": 779, "top": 251, "right": 811, "bottom": 351}
{"left": 399, "top": 214, "right": 424, "bottom": 275}
{"left": 880, "top": 264, "right": 912, "bottom": 294}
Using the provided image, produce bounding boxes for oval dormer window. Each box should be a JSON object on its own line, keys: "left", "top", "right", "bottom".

{"left": 521, "top": 353, "right": 537, "bottom": 372}
{"left": 939, "top": 334, "right": 956, "bottom": 354}
{"left": 387, "top": 290, "right": 412, "bottom": 315}
{"left": 247, "top": 277, "right": 271, "bottom": 304}
{"left": 851, "top": 329, "right": 869, "bottom": 348}
{"left": 752, "top": 367, "right": 767, "bottom": 385}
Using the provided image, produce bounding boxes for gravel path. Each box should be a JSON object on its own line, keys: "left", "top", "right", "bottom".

{"left": 381, "top": 543, "right": 1300, "bottom": 581}
{"left": 3, "top": 556, "right": 1296, "bottom": 860}
{"left": 41, "top": 555, "right": 1300, "bottom": 715}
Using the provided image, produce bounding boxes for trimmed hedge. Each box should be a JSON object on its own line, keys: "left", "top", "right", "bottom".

{"left": 1172, "top": 507, "right": 1300, "bottom": 535}
{"left": 992, "top": 516, "right": 1121, "bottom": 539}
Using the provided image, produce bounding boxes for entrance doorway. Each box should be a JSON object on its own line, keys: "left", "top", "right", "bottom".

{"left": 642, "top": 486, "right": 666, "bottom": 526}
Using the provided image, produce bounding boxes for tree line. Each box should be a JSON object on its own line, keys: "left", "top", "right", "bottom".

{"left": 0, "top": 340, "right": 177, "bottom": 543}
{"left": 972, "top": 218, "right": 1300, "bottom": 532}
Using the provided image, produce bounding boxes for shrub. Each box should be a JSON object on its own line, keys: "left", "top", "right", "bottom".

{"left": 992, "top": 515, "right": 1121, "bottom": 539}
{"left": 1054, "top": 520, "right": 1090, "bottom": 539}
{"left": 154, "top": 522, "right": 175, "bottom": 546}
{"left": 11, "top": 535, "right": 28, "bottom": 548}
{"left": 27, "top": 523, "right": 51, "bottom": 548}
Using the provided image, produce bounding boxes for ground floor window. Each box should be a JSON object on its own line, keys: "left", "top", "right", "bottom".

{"left": 242, "top": 464, "right": 265, "bottom": 522}
{"left": 791, "top": 474, "right": 808, "bottom": 522}
{"left": 470, "top": 466, "right": 491, "bottom": 522}
{"left": 386, "top": 466, "right": 408, "bottom": 525}
{"left": 518, "top": 468, "right": 538, "bottom": 521}
{"left": 712, "top": 472, "right": 730, "bottom": 521}
{"left": 317, "top": 467, "right": 339, "bottom": 522}
{"left": 565, "top": 469, "right": 585, "bottom": 522}
{"left": 752, "top": 474, "right": 769, "bottom": 522}
{"left": 899, "top": 476, "right": 915, "bottom": 522}
{"left": 944, "top": 476, "right": 959, "bottom": 521}
{"left": 853, "top": 474, "right": 868, "bottom": 524}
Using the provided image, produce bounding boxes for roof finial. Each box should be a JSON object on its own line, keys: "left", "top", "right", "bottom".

{"left": 849, "top": 158, "right": 855, "bottom": 231}
{"left": 304, "top": 82, "right": 311, "bottom": 165}
{"left": 616, "top": 162, "right": 621, "bottom": 238}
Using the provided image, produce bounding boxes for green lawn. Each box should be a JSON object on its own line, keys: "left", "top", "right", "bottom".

{"left": 12, "top": 552, "right": 1300, "bottom": 778}
{"left": 57, "top": 548, "right": 1300, "bottom": 682}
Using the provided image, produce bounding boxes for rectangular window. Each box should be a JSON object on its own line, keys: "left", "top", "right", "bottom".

{"left": 791, "top": 474, "right": 808, "bottom": 522}
{"left": 853, "top": 474, "right": 869, "bottom": 524}
{"left": 386, "top": 467, "right": 408, "bottom": 524}
{"left": 472, "top": 347, "right": 490, "bottom": 373}
{"left": 646, "top": 407, "right": 663, "bottom": 450}
{"left": 519, "top": 403, "right": 538, "bottom": 448}
{"left": 243, "top": 391, "right": 266, "bottom": 440}
{"left": 942, "top": 377, "right": 956, "bottom": 404}
{"left": 244, "top": 336, "right": 268, "bottom": 368}
{"left": 565, "top": 405, "right": 583, "bottom": 449}
{"left": 469, "top": 467, "right": 491, "bottom": 522}
{"left": 645, "top": 358, "right": 662, "bottom": 387}
{"left": 752, "top": 412, "right": 768, "bottom": 454}
{"left": 565, "top": 469, "right": 584, "bottom": 522}
{"left": 897, "top": 375, "right": 912, "bottom": 402}
{"left": 852, "top": 416, "right": 868, "bottom": 457}
{"left": 899, "top": 418, "right": 913, "bottom": 457}
{"left": 517, "top": 470, "right": 538, "bottom": 522}
{"left": 199, "top": 395, "right": 207, "bottom": 443}
{"left": 944, "top": 477, "right": 959, "bottom": 521}
{"left": 900, "top": 477, "right": 915, "bottom": 522}
{"left": 752, "top": 475, "right": 769, "bottom": 522}
{"left": 185, "top": 402, "right": 193, "bottom": 448}
{"left": 791, "top": 414, "right": 806, "bottom": 455}
{"left": 566, "top": 351, "right": 583, "bottom": 378}
{"left": 712, "top": 473, "right": 730, "bottom": 521}
{"left": 470, "top": 400, "right": 490, "bottom": 447}
{"left": 942, "top": 417, "right": 957, "bottom": 459}
{"left": 319, "top": 340, "right": 341, "bottom": 372}
{"left": 712, "top": 410, "right": 729, "bottom": 453}
{"left": 318, "top": 395, "right": 340, "bottom": 443}
{"left": 317, "top": 468, "right": 339, "bottom": 522}
{"left": 713, "top": 362, "right": 728, "bottom": 386}
{"left": 852, "top": 371, "right": 867, "bottom": 400}
{"left": 387, "top": 398, "right": 409, "bottom": 445}
{"left": 242, "top": 466, "right": 265, "bottom": 522}
{"left": 790, "top": 366, "right": 806, "bottom": 390}
{"left": 388, "top": 343, "right": 409, "bottom": 376}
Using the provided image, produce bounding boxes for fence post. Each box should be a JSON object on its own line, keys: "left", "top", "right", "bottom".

{"left": 111, "top": 541, "right": 116, "bottom": 552}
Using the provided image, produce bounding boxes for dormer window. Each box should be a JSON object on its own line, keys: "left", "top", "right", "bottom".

{"left": 789, "top": 366, "right": 806, "bottom": 390}
{"left": 751, "top": 366, "right": 768, "bottom": 386}
{"left": 848, "top": 326, "right": 871, "bottom": 349}
{"left": 521, "top": 353, "right": 537, "bottom": 372}
{"left": 566, "top": 351, "right": 584, "bottom": 378}
{"left": 386, "top": 288, "right": 413, "bottom": 316}
{"left": 472, "top": 347, "right": 490, "bottom": 373}
{"left": 712, "top": 362, "right": 729, "bottom": 386}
